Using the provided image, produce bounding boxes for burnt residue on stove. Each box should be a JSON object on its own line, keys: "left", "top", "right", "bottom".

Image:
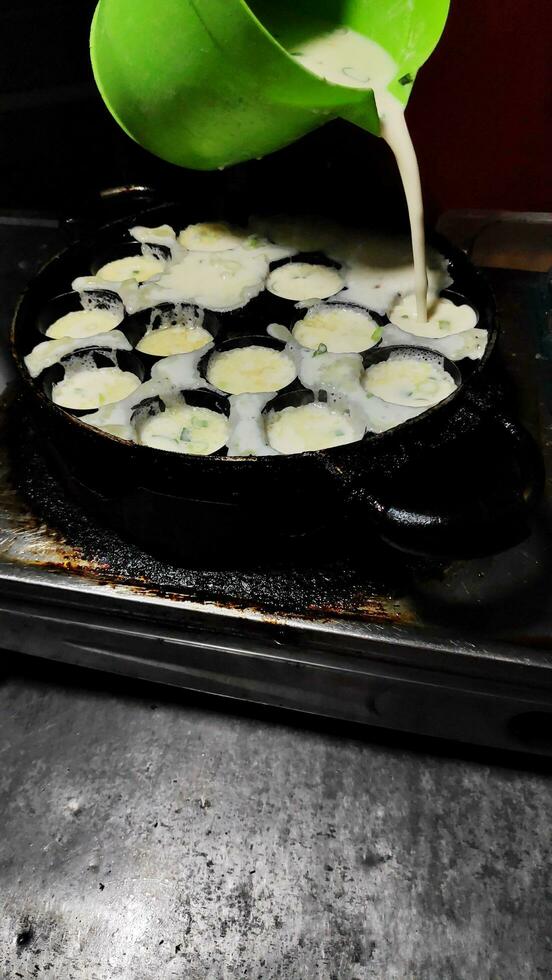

{"left": 1, "top": 392, "right": 431, "bottom": 622}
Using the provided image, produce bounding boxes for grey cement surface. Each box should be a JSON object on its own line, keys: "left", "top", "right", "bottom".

{"left": 0, "top": 654, "right": 551, "bottom": 980}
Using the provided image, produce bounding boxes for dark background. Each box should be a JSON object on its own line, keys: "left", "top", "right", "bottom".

{"left": 0, "top": 0, "right": 550, "bottom": 221}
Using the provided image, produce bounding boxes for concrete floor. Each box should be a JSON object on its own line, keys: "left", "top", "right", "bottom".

{"left": 1, "top": 653, "right": 551, "bottom": 980}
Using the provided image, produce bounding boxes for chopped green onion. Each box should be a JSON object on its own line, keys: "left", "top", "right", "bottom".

{"left": 371, "top": 327, "right": 383, "bottom": 342}
{"left": 398, "top": 73, "right": 414, "bottom": 86}
{"left": 179, "top": 427, "right": 191, "bottom": 442}
{"left": 313, "top": 343, "right": 328, "bottom": 357}
{"left": 438, "top": 320, "right": 450, "bottom": 331}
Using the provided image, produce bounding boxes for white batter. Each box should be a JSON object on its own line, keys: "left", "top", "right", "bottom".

{"left": 34, "top": 215, "right": 485, "bottom": 454}
{"left": 137, "top": 324, "right": 212, "bottom": 357}
{"left": 388, "top": 294, "right": 478, "bottom": 338}
{"left": 381, "top": 321, "right": 488, "bottom": 362}
{"left": 96, "top": 254, "right": 164, "bottom": 283}
{"left": 292, "top": 28, "right": 428, "bottom": 321}
{"left": 266, "top": 263, "right": 344, "bottom": 302}
{"left": 299, "top": 348, "right": 363, "bottom": 395}
{"left": 363, "top": 352, "right": 457, "bottom": 407}
{"left": 24, "top": 330, "right": 132, "bottom": 379}
{"left": 266, "top": 402, "right": 358, "bottom": 454}
{"left": 137, "top": 403, "right": 229, "bottom": 455}
{"left": 178, "top": 222, "right": 250, "bottom": 251}
{"left": 131, "top": 221, "right": 297, "bottom": 266}
{"left": 144, "top": 250, "right": 268, "bottom": 312}
{"left": 52, "top": 366, "right": 141, "bottom": 410}
{"left": 226, "top": 393, "right": 278, "bottom": 457}
{"left": 130, "top": 224, "right": 176, "bottom": 247}
{"left": 207, "top": 346, "right": 297, "bottom": 395}
{"left": 292, "top": 303, "right": 380, "bottom": 353}
{"left": 45, "top": 307, "right": 122, "bottom": 340}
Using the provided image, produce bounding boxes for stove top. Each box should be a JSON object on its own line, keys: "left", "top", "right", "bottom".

{"left": 2, "top": 210, "right": 552, "bottom": 754}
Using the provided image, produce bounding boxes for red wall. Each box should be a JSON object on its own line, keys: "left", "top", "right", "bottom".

{"left": 407, "top": 0, "right": 552, "bottom": 215}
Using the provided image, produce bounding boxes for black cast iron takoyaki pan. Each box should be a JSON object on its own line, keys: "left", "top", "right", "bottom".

{"left": 11, "top": 197, "right": 544, "bottom": 565}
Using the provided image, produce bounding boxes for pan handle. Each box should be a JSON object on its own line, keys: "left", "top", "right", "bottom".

{"left": 345, "top": 410, "right": 544, "bottom": 559}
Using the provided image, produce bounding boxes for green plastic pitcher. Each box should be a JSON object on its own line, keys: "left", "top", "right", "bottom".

{"left": 90, "top": 0, "right": 449, "bottom": 170}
